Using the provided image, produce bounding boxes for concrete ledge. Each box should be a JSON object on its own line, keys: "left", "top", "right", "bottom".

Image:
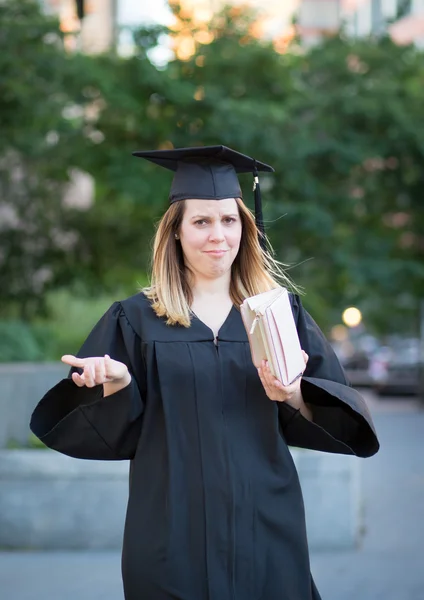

{"left": 291, "top": 450, "right": 361, "bottom": 550}
{"left": 0, "top": 362, "right": 68, "bottom": 448}
{"left": 0, "top": 449, "right": 361, "bottom": 551}
{"left": 0, "top": 450, "right": 128, "bottom": 550}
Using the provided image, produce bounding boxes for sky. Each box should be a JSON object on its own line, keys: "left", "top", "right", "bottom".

{"left": 118, "top": 0, "right": 174, "bottom": 26}
{"left": 117, "top": 0, "right": 300, "bottom": 31}
{"left": 117, "top": 0, "right": 174, "bottom": 62}
{"left": 117, "top": 0, "right": 300, "bottom": 63}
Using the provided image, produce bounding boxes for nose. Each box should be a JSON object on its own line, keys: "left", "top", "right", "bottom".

{"left": 209, "top": 222, "right": 225, "bottom": 243}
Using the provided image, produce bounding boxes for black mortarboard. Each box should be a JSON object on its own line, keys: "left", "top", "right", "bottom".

{"left": 132, "top": 145, "right": 274, "bottom": 250}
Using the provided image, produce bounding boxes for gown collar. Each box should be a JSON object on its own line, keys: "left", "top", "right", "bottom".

{"left": 121, "top": 294, "right": 248, "bottom": 343}
{"left": 191, "top": 305, "right": 247, "bottom": 343}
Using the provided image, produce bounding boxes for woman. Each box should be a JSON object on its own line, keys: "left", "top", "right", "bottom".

{"left": 30, "top": 145, "right": 379, "bottom": 600}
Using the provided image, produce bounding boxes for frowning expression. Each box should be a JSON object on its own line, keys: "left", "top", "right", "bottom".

{"left": 178, "top": 198, "right": 242, "bottom": 280}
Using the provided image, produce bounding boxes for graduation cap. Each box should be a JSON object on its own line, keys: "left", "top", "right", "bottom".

{"left": 132, "top": 145, "right": 274, "bottom": 250}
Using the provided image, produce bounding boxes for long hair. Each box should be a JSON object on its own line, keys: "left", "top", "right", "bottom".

{"left": 142, "top": 198, "right": 300, "bottom": 327}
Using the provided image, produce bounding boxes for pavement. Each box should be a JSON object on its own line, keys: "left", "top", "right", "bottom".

{"left": 311, "top": 393, "right": 424, "bottom": 600}
{"left": 1, "top": 391, "right": 423, "bottom": 600}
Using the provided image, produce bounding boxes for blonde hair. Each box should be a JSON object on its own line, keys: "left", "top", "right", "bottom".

{"left": 142, "top": 198, "right": 300, "bottom": 327}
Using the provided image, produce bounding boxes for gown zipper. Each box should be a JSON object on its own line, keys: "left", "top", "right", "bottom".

{"left": 214, "top": 335, "right": 236, "bottom": 599}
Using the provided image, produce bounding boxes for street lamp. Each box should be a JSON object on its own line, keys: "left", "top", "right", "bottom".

{"left": 342, "top": 307, "right": 362, "bottom": 328}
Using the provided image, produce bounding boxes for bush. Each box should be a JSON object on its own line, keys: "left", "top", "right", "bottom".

{"left": 0, "top": 287, "right": 146, "bottom": 362}
{"left": 6, "top": 434, "right": 47, "bottom": 449}
{"left": 0, "top": 321, "right": 47, "bottom": 362}
{"left": 36, "top": 289, "right": 124, "bottom": 358}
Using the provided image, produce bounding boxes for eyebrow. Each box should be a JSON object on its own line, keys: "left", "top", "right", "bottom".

{"left": 190, "top": 213, "right": 239, "bottom": 220}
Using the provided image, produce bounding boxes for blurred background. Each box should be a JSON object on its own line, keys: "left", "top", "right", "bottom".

{"left": 0, "top": 1, "right": 424, "bottom": 599}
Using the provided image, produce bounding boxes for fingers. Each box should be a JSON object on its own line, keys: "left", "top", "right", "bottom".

{"left": 103, "top": 354, "right": 112, "bottom": 381}
{"left": 84, "top": 362, "right": 95, "bottom": 388}
{"left": 302, "top": 350, "right": 309, "bottom": 365}
{"left": 65, "top": 354, "right": 126, "bottom": 388}
{"left": 261, "top": 360, "right": 283, "bottom": 388}
{"left": 259, "top": 359, "right": 306, "bottom": 403}
{"left": 64, "top": 354, "right": 92, "bottom": 388}
{"left": 257, "top": 365, "right": 268, "bottom": 390}
{"left": 71, "top": 371, "right": 85, "bottom": 387}
{"left": 94, "top": 358, "right": 105, "bottom": 384}
{"left": 62, "top": 354, "right": 85, "bottom": 367}
{"left": 69, "top": 356, "right": 114, "bottom": 388}
{"left": 258, "top": 360, "right": 284, "bottom": 401}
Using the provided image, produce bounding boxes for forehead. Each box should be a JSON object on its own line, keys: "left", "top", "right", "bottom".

{"left": 183, "top": 198, "right": 239, "bottom": 216}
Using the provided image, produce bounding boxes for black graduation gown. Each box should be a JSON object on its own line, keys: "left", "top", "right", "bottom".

{"left": 30, "top": 292, "right": 379, "bottom": 600}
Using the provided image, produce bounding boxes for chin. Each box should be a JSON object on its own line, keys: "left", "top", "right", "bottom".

{"left": 209, "top": 262, "right": 232, "bottom": 276}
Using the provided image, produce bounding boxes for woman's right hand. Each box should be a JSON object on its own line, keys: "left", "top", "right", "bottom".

{"left": 61, "top": 354, "right": 131, "bottom": 389}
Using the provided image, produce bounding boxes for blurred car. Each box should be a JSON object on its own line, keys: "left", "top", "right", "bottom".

{"left": 342, "top": 352, "right": 373, "bottom": 387}
{"left": 368, "top": 339, "right": 422, "bottom": 396}
{"left": 334, "top": 334, "right": 380, "bottom": 388}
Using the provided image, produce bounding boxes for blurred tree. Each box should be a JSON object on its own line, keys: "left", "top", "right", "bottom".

{"left": 0, "top": 0, "right": 95, "bottom": 318}
{"left": 2, "top": 0, "right": 423, "bottom": 337}
{"left": 157, "top": 5, "right": 424, "bottom": 332}
{"left": 68, "top": 24, "right": 184, "bottom": 295}
{"left": 268, "top": 34, "right": 424, "bottom": 332}
{"left": 0, "top": 1, "right": 158, "bottom": 317}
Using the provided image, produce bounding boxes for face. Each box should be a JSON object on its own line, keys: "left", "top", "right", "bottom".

{"left": 178, "top": 198, "right": 242, "bottom": 281}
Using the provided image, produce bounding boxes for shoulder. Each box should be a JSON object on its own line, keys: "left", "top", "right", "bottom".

{"left": 118, "top": 292, "right": 161, "bottom": 339}
{"left": 119, "top": 291, "right": 152, "bottom": 312}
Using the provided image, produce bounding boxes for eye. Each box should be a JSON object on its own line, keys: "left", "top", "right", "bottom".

{"left": 194, "top": 219, "right": 208, "bottom": 226}
{"left": 223, "top": 217, "right": 237, "bottom": 224}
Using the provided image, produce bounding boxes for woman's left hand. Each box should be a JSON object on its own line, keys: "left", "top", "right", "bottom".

{"left": 258, "top": 350, "right": 309, "bottom": 405}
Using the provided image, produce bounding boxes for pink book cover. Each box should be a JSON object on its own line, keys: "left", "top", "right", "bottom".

{"left": 240, "top": 288, "right": 304, "bottom": 386}
{"left": 264, "top": 291, "right": 305, "bottom": 385}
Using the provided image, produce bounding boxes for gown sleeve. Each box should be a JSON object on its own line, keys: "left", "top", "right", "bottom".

{"left": 278, "top": 295, "right": 379, "bottom": 458}
{"left": 29, "top": 302, "right": 145, "bottom": 460}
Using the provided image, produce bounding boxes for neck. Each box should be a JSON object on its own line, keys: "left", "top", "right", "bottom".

{"left": 189, "top": 271, "right": 231, "bottom": 300}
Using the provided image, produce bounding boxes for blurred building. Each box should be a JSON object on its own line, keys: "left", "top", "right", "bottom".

{"left": 387, "top": 0, "right": 424, "bottom": 46}
{"left": 297, "top": 0, "right": 424, "bottom": 47}
{"left": 40, "top": 0, "right": 118, "bottom": 53}
{"left": 39, "top": 1, "right": 302, "bottom": 58}
{"left": 297, "top": 0, "right": 341, "bottom": 45}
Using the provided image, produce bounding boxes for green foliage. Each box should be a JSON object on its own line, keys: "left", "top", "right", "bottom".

{"left": 0, "top": 290, "right": 135, "bottom": 362}
{"left": 6, "top": 434, "right": 47, "bottom": 449}
{"left": 156, "top": 12, "right": 424, "bottom": 333}
{"left": 28, "top": 433, "right": 48, "bottom": 449}
{"left": 271, "top": 34, "right": 424, "bottom": 332}
{"left": 34, "top": 289, "right": 126, "bottom": 358}
{"left": 1, "top": 0, "right": 424, "bottom": 336}
{"left": 0, "top": 0, "right": 92, "bottom": 318}
{"left": 0, "top": 321, "right": 45, "bottom": 362}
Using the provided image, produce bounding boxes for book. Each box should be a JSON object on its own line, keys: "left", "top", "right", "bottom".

{"left": 240, "top": 288, "right": 305, "bottom": 386}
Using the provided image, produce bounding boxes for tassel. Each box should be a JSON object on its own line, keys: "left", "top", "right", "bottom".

{"left": 253, "top": 162, "right": 266, "bottom": 251}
